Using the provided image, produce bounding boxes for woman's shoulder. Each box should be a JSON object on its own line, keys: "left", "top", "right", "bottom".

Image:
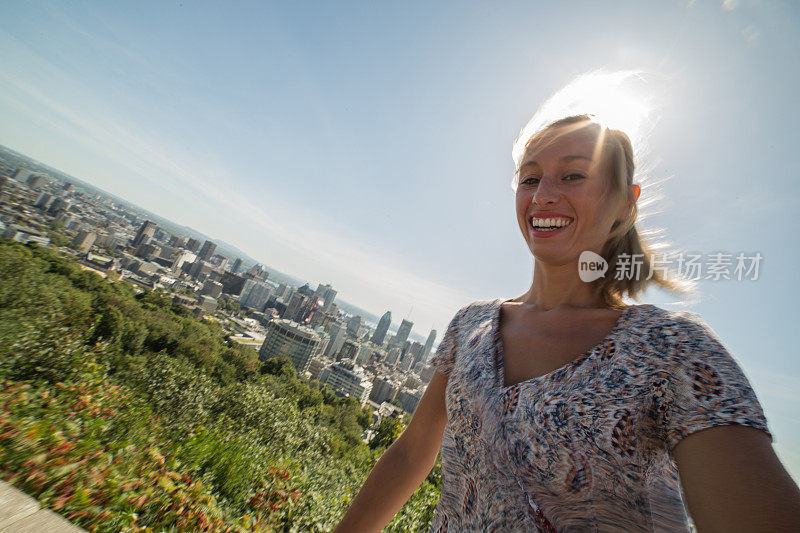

{"left": 451, "top": 298, "right": 503, "bottom": 325}
{"left": 626, "top": 303, "right": 736, "bottom": 364}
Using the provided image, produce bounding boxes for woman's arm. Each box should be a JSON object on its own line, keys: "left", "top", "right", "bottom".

{"left": 332, "top": 370, "right": 450, "bottom": 532}
{"left": 674, "top": 424, "right": 800, "bottom": 532}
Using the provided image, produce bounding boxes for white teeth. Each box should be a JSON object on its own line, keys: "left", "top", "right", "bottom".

{"left": 530, "top": 217, "right": 572, "bottom": 228}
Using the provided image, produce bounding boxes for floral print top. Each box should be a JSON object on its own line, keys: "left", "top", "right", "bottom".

{"left": 427, "top": 298, "right": 771, "bottom": 532}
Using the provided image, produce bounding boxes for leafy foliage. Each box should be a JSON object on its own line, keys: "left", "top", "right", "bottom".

{"left": 0, "top": 240, "right": 439, "bottom": 531}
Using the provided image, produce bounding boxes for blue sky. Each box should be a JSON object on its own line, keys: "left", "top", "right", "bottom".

{"left": 1, "top": 1, "right": 799, "bottom": 478}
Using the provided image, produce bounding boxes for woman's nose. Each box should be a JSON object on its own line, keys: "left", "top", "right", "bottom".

{"left": 532, "top": 176, "right": 559, "bottom": 206}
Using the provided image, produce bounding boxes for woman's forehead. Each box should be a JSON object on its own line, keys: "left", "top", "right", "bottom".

{"left": 521, "top": 127, "right": 603, "bottom": 166}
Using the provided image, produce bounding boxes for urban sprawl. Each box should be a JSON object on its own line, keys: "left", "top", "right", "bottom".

{"left": 0, "top": 161, "right": 438, "bottom": 423}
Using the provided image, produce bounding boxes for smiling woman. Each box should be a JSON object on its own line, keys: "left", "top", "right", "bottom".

{"left": 333, "top": 71, "right": 800, "bottom": 532}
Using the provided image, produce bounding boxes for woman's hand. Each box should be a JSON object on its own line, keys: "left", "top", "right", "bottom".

{"left": 674, "top": 424, "right": 800, "bottom": 532}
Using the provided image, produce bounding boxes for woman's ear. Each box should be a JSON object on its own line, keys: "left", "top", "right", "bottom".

{"left": 628, "top": 184, "right": 641, "bottom": 207}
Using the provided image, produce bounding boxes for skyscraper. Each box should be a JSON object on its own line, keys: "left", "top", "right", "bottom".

{"left": 395, "top": 319, "right": 413, "bottom": 346}
{"left": 259, "top": 319, "right": 322, "bottom": 374}
{"left": 230, "top": 257, "right": 243, "bottom": 274}
{"left": 422, "top": 329, "right": 437, "bottom": 362}
{"left": 185, "top": 238, "right": 201, "bottom": 253}
{"left": 371, "top": 311, "right": 392, "bottom": 346}
{"left": 131, "top": 220, "right": 157, "bottom": 248}
{"left": 347, "top": 315, "right": 363, "bottom": 336}
{"left": 197, "top": 240, "right": 217, "bottom": 262}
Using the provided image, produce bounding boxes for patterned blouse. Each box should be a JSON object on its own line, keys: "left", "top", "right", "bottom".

{"left": 427, "top": 298, "right": 771, "bottom": 532}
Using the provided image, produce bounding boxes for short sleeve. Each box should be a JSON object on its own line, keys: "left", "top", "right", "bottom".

{"left": 429, "top": 308, "right": 464, "bottom": 376}
{"left": 660, "top": 312, "right": 772, "bottom": 450}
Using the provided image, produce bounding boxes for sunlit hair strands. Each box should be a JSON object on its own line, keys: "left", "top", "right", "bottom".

{"left": 511, "top": 71, "right": 697, "bottom": 308}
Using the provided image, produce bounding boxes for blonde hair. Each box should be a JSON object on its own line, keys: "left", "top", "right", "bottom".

{"left": 514, "top": 114, "right": 696, "bottom": 309}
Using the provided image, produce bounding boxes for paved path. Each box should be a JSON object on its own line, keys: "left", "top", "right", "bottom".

{"left": 0, "top": 481, "right": 85, "bottom": 532}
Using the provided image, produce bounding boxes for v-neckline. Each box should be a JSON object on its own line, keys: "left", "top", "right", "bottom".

{"left": 492, "top": 297, "right": 636, "bottom": 389}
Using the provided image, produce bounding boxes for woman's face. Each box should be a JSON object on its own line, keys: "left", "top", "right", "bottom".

{"left": 515, "top": 126, "right": 630, "bottom": 265}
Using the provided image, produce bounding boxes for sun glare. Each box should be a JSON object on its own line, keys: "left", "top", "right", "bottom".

{"left": 511, "top": 70, "right": 655, "bottom": 190}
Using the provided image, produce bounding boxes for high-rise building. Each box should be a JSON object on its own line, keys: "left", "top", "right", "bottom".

{"left": 347, "top": 315, "right": 363, "bottom": 336}
{"left": 258, "top": 319, "right": 322, "bottom": 374}
{"left": 409, "top": 341, "right": 425, "bottom": 367}
{"left": 371, "top": 311, "right": 392, "bottom": 346}
{"left": 240, "top": 279, "right": 272, "bottom": 311}
{"left": 185, "top": 238, "right": 201, "bottom": 253}
{"left": 72, "top": 231, "right": 96, "bottom": 254}
{"left": 422, "top": 329, "right": 437, "bottom": 363}
{"left": 324, "top": 322, "right": 347, "bottom": 359}
{"left": 200, "top": 281, "right": 223, "bottom": 299}
{"left": 34, "top": 193, "right": 53, "bottom": 210}
{"left": 285, "top": 292, "right": 312, "bottom": 323}
{"left": 386, "top": 346, "right": 402, "bottom": 366}
{"left": 318, "top": 361, "right": 373, "bottom": 406}
{"left": 26, "top": 174, "right": 46, "bottom": 189}
{"left": 370, "top": 377, "right": 400, "bottom": 404}
{"left": 131, "top": 221, "right": 157, "bottom": 248}
{"left": 395, "top": 319, "right": 413, "bottom": 346}
{"left": 315, "top": 283, "right": 337, "bottom": 313}
{"left": 338, "top": 338, "right": 360, "bottom": 362}
{"left": 47, "top": 197, "right": 70, "bottom": 216}
{"left": 197, "top": 240, "right": 217, "bottom": 262}
{"left": 396, "top": 388, "right": 423, "bottom": 414}
{"left": 230, "top": 257, "right": 243, "bottom": 274}
{"left": 11, "top": 169, "right": 32, "bottom": 183}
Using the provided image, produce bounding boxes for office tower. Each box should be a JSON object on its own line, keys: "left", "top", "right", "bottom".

{"left": 347, "top": 315, "right": 363, "bottom": 336}
{"left": 34, "top": 193, "right": 53, "bottom": 210}
{"left": 71, "top": 231, "right": 96, "bottom": 254}
{"left": 61, "top": 182, "right": 73, "bottom": 192}
{"left": 132, "top": 220, "right": 157, "bottom": 248}
{"left": 258, "top": 319, "right": 322, "bottom": 374}
{"left": 26, "top": 174, "right": 46, "bottom": 189}
{"left": 355, "top": 343, "right": 374, "bottom": 365}
{"left": 395, "top": 319, "right": 413, "bottom": 346}
{"left": 171, "top": 251, "right": 196, "bottom": 271}
{"left": 315, "top": 283, "right": 332, "bottom": 298}
{"left": 11, "top": 169, "right": 32, "bottom": 182}
{"left": 240, "top": 279, "right": 272, "bottom": 311}
{"left": 396, "top": 388, "right": 423, "bottom": 414}
{"left": 422, "top": 329, "right": 437, "bottom": 362}
{"left": 315, "top": 283, "right": 337, "bottom": 313}
{"left": 370, "top": 377, "right": 400, "bottom": 404}
{"left": 47, "top": 197, "right": 70, "bottom": 216}
{"left": 185, "top": 238, "right": 201, "bottom": 253}
{"left": 338, "top": 338, "right": 360, "bottom": 362}
{"left": 169, "top": 235, "right": 188, "bottom": 247}
{"left": 371, "top": 311, "right": 392, "bottom": 346}
{"left": 200, "top": 281, "right": 223, "bottom": 299}
{"left": 285, "top": 292, "right": 313, "bottom": 323}
{"left": 409, "top": 341, "right": 425, "bottom": 366}
{"left": 197, "top": 240, "right": 217, "bottom": 262}
{"left": 386, "top": 346, "right": 402, "bottom": 366}
{"left": 318, "top": 360, "right": 373, "bottom": 406}
{"left": 324, "top": 322, "right": 347, "bottom": 359}
{"left": 230, "top": 257, "right": 243, "bottom": 274}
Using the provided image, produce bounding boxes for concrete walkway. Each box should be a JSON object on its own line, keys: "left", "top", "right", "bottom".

{"left": 0, "top": 481, "right": 85, "bottom": 532}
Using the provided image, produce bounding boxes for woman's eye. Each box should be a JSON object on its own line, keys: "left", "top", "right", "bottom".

{"left": 520, "top": 176, "right": 540, "bottom": 185}
{"left": 564, "top": 173, "right": 585, "bottom": 181}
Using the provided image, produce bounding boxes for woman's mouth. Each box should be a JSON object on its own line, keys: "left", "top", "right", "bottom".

{"left": 528, "top": 216, "right": 573, "bottom": 238}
